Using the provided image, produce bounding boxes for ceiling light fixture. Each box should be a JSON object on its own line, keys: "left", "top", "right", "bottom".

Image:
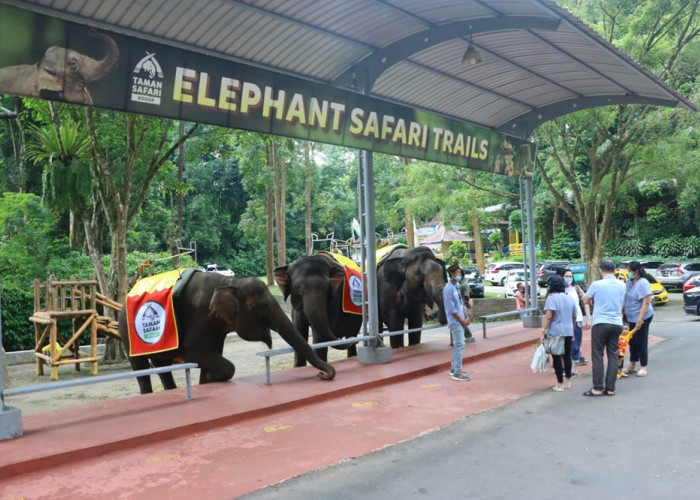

{"left": 461, "top": 33, "right": 482, "bottom": 65}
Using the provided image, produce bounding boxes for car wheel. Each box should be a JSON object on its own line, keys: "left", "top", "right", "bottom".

{"left": 500, "top": 277, "right": 506, "bottom": 286}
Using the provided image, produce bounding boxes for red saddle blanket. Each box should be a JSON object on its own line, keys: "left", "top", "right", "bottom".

{"left": 126, "top": 270, "right": 183, "bottom": 357}
{"left": 320, "top": 251, "right": 363, "bottom": 315}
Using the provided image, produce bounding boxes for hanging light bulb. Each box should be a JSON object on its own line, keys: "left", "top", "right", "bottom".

{"left": 461, "top": 33, "right": 482, "bottom": 65}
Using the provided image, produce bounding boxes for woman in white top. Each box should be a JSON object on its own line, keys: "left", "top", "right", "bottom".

{"left": 563, "top": 269, "right": 591, "bottom": 368}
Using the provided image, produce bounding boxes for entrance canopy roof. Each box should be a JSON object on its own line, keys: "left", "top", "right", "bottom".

{"left": 6, "top": 0, "right": 695, "bottom": 138}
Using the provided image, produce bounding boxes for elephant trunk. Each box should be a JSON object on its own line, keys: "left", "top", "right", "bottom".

{"left": 271, "top": 308, "right": 336, "bottom": 380}
{"left": 82, "top": 31, "right": 119, "bottom": 82}
{"left": 427, "top": 279, "right": 448, "bottom": 325}
{"left": 304, "top": 290, "right": 352, "bottom": 350}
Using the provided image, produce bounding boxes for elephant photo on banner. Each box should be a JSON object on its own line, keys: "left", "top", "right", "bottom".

{"left": 274, "top": 252, "right": 363, "bottom": 367}
{"left": 0, "top": 29, "right": 119, "bottom": 105}
{"left": 119, "top": 270, "right": 335, "bottom": 395}
{"left": 377, "top": 245, "right": 448, "bottom": 348}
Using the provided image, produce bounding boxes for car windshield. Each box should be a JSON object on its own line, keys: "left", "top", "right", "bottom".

{"left": 508, "top": 272, "right": 526, "bottom": 282}
{"left": 646, "top": 274, "right": 659, "bottom": 284}
{"left": 463, "top": 268, "right": 479, "bottom": 278}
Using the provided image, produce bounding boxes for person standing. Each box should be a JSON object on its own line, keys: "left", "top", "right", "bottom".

{"left": 443, "top": 264, "right": 471, "bottom": 381}
{"left": 514, "top": 282, "right": 527, "bottom": 318}
{"left": 563, "top": 269, "right": 591, "bottom": 368}
{"left": 459, "top": 268, "right": 476, "bottom": 343}
{"left": 583, "top": 259, "right": 626, "bottom": 396}
{"left": 539, "top": 275, "right": 577, "bottom": 391}
{"left": 623, "top": 261, "right": 654, "bottom": 377}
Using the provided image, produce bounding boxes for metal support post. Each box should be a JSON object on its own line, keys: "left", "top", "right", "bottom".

{"left": 357, "top": 150, "right": 392, "bottom": 363}
{"left": 0, "top": 283, "right": 24, "bottom": 440}
{"left": 522, "top": 177, "right": 543, "bottom": 327}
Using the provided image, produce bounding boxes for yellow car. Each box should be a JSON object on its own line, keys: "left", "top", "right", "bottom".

{"left": 614, "top": 270, "right": 669, "bottom": 305}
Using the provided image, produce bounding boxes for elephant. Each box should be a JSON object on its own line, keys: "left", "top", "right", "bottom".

{"left": 377, "top": 246, "right": 448, "bottom": 348}
{"left": 118, "top": 271, "right": 335, "bottom": 394}
{"left": 0, "top": 30, "right": 119, "bottom": 105}
{"left": 274, "top": 252, "right": 362, "bottom": 366}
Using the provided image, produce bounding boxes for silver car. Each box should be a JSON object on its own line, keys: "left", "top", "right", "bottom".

{"left": 657, "top": 262, "right": 700, "bottom": 289}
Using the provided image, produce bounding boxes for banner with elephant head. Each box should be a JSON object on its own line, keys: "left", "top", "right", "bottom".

{"left": 0, "top": 3, "right": 535, "bottom": 176}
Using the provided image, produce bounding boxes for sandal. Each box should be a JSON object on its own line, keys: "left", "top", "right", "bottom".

{"left": 636, "top": 368, "right": 647, "bottom": 377}
{"left": 625, "top": 366, "right": 637, "bottom": 374}
{"left": 582, "top": 389, "right": 603, "bottom": 397}
{"left": 603, "top": 390, "right": 615, "bottom": 396}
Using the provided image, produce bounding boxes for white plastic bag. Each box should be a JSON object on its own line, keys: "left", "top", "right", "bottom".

{"left": 530, "top": 343, "right": 549, "bottom": 373}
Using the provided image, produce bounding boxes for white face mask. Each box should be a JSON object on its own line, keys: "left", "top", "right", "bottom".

{"left": 564, "top": 277, "right": 573, "bottom": 286}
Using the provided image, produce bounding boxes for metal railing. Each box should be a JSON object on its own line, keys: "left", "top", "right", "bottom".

{"left": 257, "top": 323, "right": 445, "bottom": 384}
{"left": 479, "top": 308, "right": 538, "bottom": 338}
{"left": 2, "top": 363, "right": 198, "bottom": 411}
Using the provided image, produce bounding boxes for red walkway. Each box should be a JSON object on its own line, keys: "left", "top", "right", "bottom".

{"left": 0, "top": 324, "right": 599, "bottom": 499}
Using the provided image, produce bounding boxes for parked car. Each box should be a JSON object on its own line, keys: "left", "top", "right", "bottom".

{"left": 504, "top": 270, "right": 543, "bottom": 298}
{"left": 657, "top": 262, "right": 700, "bottom": 289}
{"left": 614, "top": 270, "right": 669, "bottom": 305}
{"left": 484, "top": 262, "right": 525, "bottom": 286}
{"left": 683, "top": 286, "right": 700, "bottom": 316}
{"left": 461, "top": 267, "right": 485, "bottom": 298}
{"left": 683, "top": 276, "right": 700, "bottom": 293}
{"left": 202, "top": 263, "right": 235, "bottom": 277}
{"left": 537, "top": 261, "right": 570, "bottom": 286}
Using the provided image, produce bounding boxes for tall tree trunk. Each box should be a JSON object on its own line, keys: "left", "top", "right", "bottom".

{"left": 304, "top": 141, "right": 313, "bottom": 255}
{"left": 265, "top": 143, "right": 275, "bottom": 285}
{"left": 8, "top": 102, "right": 27, "bottom": 193}
{"left": 272, "top": 139, "right": 286, "bottom": 266}
{"left": 406, "top": 210, "right": 415, "bottom": 248}
{"left": 176, "top": 121, "right": 185, "bottom": 264}
{"left": 468, "top": 171, "right": 485, "bottom": 273}
{"left": 279, "top": 146, "right": 287, "bottom": 266}
{"left": 69, "top": 211, "right": 77, "bottom": 248}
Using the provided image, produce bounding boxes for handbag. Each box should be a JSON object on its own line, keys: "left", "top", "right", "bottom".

{"left": 543, "top": 335, "right": 565, "bottom": 355}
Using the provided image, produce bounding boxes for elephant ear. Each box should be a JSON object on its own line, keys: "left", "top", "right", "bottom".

{"left": 209, "top": 287, "right": 240, "bottom": 332}
{"left": 329, "top": 266, "right": 346, "bottom": 294}
{"left": 435, "top": 258, "right": 448, "bottom": 283}
{"left": 273, "top": 266, "right": 291, "bottom": 300}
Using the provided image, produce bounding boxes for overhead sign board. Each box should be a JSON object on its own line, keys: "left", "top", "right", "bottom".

{"left": 0, "top": 3, "right": 535, "bottom": 176}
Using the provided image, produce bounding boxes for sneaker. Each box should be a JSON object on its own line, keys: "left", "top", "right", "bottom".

{"left": 448, "top": 369, "right": 455, "bottom": 375}
{"left": 563, "top": 379, "right": 572, "bottom": 389}
{"left": 553, "top": 383, "right": 565, "bottom": 392}
{"left": 465, "top": 337, "right": 476, "bottom": 343}
{"left": 451, "top": 370, "right": 471, "bottom": 381}
{"left": 576, "top": 357, "right": 588, "bottom": 366}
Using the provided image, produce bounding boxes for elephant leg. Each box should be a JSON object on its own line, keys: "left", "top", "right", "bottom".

{"left": 347, "top": 342, "right": 357, "bottom": 358}
{"left": 314, "top": 346, "right": 329, "bottom": 363}
{"left": 407, "top": 310, "right": 424, "bottom": 346}
{"left": 388, "top": 315, "right": 406, "bottom": 348}
{"left": 150, "top": 357, "right": 177, "bottom": 390}
{"left": 128, "top": 355, "right": 154, "bottom": 394}
{"left": 187, "top": 352, "right": 235, "bottom": 384}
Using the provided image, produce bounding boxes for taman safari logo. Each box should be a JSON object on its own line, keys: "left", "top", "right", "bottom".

{"left": 134, "top": 301, "right": 167, "bottom": 344}
{"left": 131, "top": 52, "right": 164, "bottom": 105}
{"left": 349, "top": 274, "right": 363, "bottom": 306}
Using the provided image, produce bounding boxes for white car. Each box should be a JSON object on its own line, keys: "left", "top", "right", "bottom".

{"left": 203, "top": 263, "right": 235, "bottom": 277}
{"left": 503, "top": 270, "right": 542, "bottom": 298}
{"left": 484, "top": 262, "right": 524, "bottom": 286}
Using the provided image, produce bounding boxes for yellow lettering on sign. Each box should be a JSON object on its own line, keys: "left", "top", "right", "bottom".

{"left": 264, "top": 424, "right": 293, "bottom": 432}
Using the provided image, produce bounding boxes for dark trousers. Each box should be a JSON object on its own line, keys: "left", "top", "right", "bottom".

{"left": 591, "top": 323, "right": 622, "bottom": 392}
{"left": 628, "top": 316, "right": 652, "bottom": 367}
{"left": 552, "top": 336, "right": 572, "bottom": 383}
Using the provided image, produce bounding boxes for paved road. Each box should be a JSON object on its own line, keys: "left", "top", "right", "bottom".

{"left": 244, "top": 299, "right": 700, "bottom": 499}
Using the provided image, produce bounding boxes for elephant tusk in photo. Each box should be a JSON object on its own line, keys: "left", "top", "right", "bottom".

{"left": 83, "top": 85, "right": 94, "bottom": 105}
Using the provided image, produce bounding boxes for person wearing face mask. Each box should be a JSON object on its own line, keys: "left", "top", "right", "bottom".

{"left": 563, "top": 269, "right": 591, "bottom": 369}
{"left": 443, "top": 263, "right": 471, "bottom": 381}
{"left": 622, "top": 261, "right": 654, "bottom": 377}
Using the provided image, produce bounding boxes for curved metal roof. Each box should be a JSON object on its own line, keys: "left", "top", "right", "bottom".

{"left": 6, "top": 0, "right": 695, "bottom": 137}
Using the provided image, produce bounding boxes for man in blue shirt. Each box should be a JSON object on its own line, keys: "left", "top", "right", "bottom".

{"left": 583, "top": 259, "right": 626, "bottom": 396}
{"left": 443, "top": 264, "right": 471, "bottom": 381}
